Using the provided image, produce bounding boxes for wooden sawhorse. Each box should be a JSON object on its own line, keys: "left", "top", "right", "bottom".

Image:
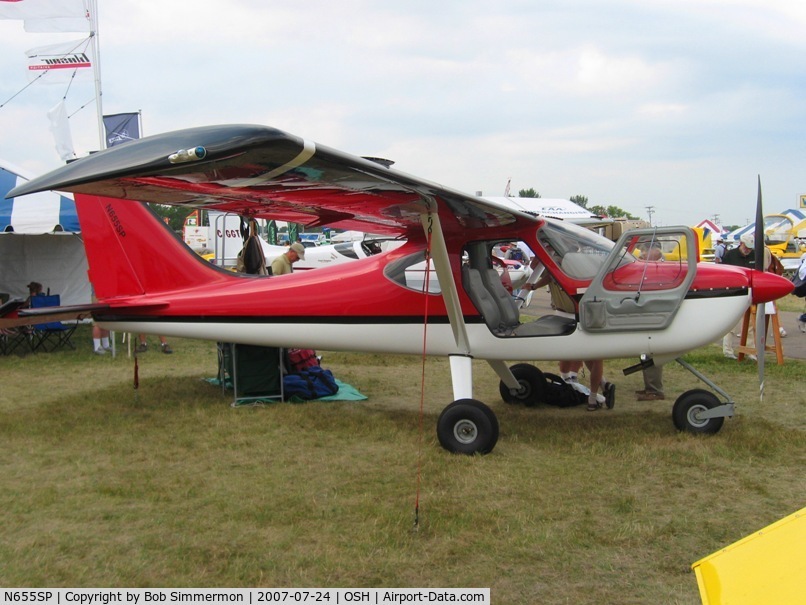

{"left": 737, "top": 303, "right": 784, "bottom": 364}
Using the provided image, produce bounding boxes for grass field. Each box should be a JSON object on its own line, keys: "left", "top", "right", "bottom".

{"left": 777, "top": 293, "right": 806, "bottom": 313}
{"left": 1, "top": 325, "right": 804, "bottom": 603}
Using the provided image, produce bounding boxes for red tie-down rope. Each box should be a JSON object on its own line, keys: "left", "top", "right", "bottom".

{"left": 414, "top": 215, "right": 434, "bottom": 531}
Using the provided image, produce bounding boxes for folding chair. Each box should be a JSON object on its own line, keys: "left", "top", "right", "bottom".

{"left": 0, "top": 298, "right": 32, "bottom": 356}
{"left": 1, "top": 327, "right": 33, "bottom": 355}
{"left": 29, "top": 294, "right": 77, "bottom": 352}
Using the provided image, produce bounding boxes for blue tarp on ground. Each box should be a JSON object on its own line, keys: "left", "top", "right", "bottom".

{"left": 206, "top": 377, "right": 368, "bottom": 406}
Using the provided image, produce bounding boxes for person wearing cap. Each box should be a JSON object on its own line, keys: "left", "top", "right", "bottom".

{"left": 722, "top": 234, "right": 757, "bottom": 268}
{"left": 721, "top": 234, "right": 773, "bottom": 358}
{"left": 713, "top": 237, "right": 727, "bottom": 263}
{"left": 24, "top": 281, "right": 43, "bottom": 308}
{"left": 270, "top": 242, "right": 306, "bottom": 276}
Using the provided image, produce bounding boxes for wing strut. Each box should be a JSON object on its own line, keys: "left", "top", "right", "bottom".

{"left": 420, "top": 212, "right": 470, "bottom": 354}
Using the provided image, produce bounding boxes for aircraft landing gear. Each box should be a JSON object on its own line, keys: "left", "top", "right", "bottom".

{"left": 671, "top": 358, "right": 734, "bottom": 435}
{"left": 624, "top": 357, "right": 735, "bottom": 435}
{"left": 672, "top": 389, "right": 725, "bottom": 434}
{"left": 498, "top": 363, "right": 546, "bottom": 407}
{"left": 437, "top": 399, "right": 499, "bottom": 455}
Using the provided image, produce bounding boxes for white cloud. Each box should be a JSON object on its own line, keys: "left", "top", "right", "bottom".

{"left": 637, "top": 103, "right": 688, "bottom": 117}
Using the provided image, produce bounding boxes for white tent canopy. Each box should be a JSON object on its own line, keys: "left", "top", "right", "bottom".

{"left": 0, "top": 160, "right": 90, "bottom": 306}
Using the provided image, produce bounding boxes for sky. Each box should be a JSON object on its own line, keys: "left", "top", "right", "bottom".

{"left": 1, "top": 0, "right": 805, "bottom": 229}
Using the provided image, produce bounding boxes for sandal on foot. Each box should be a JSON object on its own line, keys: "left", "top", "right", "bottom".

{"left": 604, "top": 382, "right": 616, "bottom": 409}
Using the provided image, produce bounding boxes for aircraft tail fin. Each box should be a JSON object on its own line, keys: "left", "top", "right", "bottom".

{"left": 75, "top": 193, "right": 227, "bottom": 299}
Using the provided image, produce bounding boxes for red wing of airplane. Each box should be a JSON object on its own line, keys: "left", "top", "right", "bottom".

{"left": 8, "top": 124, "right": 794, "bottom": 454}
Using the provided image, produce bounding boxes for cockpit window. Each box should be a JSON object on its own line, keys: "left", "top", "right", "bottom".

{"left": 603, "top": 231, "right": 689, "bottom": 291}
{"left": 334, "top": 242, "right": 360, "bottom": 259}
{"left": 384, "top": 250, "right": 441, "bottom": 294}
{"left": 537, "top": 220, "right": 614, "bottom": 280}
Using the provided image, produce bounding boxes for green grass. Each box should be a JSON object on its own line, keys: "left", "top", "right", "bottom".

{"left": 1, "top": 326, "right": 804, "bottom": 603}
{"left": 777, "top": 293, "right": 805, "bottom": 313}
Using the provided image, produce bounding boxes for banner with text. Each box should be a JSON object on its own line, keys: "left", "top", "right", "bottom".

{"left": 25, "top": 38, "right": 94, "bottom": 84}
{"left": 0, "top": 0, "right": 90, "bottom": 32}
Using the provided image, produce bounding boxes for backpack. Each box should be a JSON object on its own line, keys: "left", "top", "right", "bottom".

{"left": 541, "top": 373, "right": 588, "bottom": 408}
{"left": 768, "top": 253, "right": 785, "bottom": 276}
{"left": 286, "top": 348, "right": 319, "bottom": 372}
{"left": 792, "top": 270, "right": 806, "bottom": 298}
{"left": 283, "top": 366, "right": 339, "bottom": 400}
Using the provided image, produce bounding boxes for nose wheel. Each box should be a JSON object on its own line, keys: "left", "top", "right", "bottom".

{"left": 672, "top": 389, "right": 726, "bottom": 434}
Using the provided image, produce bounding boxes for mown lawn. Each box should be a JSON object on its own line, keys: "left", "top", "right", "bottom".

{"left": 1, "top": 326, "right": 804, "bottom": 604}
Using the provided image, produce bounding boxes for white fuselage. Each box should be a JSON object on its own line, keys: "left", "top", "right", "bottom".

{"left": 101, "top": 290, "right": 745, "bottom": 363}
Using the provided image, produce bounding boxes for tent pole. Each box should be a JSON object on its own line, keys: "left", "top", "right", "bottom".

{"left": 89, "top": 0, "right": 104, "bottom": 150}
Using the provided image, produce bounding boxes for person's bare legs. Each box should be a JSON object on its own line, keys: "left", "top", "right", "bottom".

{"left": 584, "top": 359, "right": 615, "bottom": 410}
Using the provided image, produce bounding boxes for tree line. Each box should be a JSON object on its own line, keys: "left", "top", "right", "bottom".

{"left": 518, "top": 188, "right": 640, "bottom": 220}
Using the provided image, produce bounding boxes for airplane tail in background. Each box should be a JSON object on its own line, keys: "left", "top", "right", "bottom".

{"left": 74, "top": 193, "right": 230, "bottom": 300}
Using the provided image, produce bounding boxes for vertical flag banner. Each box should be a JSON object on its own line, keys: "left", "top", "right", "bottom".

{"left": 0, "top": 0, "right": 90, "bottom": 32}
{"left": 288, "top": 223, "right": 299, "bottom": 243}
{"left": 103, "top": 112, "right": 141, "bottom": 147}
{"left": 26, "top": 38, "right": 94, "bottom": 84}
{"left": 47, "top": 99, "right": 76, "bottom": 161}
{"left": 267, "top": 220, "right": 278, "bottom": 245}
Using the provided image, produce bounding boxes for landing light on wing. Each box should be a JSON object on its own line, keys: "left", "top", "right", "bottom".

{"left": 169, "top": 146, "right": 207, "bottom": 164}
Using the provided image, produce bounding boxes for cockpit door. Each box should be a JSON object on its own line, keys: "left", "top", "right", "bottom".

{"left": 578, "top": 227, "right": 698, "bottom": 333}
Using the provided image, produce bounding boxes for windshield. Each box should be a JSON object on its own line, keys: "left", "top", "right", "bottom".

{"left": 764, "top": 215, "right": 793, "bottom": 245}
{"left": 536, "top": 220, "right": 615, "bottom": 280}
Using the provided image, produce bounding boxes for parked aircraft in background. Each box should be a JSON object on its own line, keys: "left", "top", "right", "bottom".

{"left": 763, "top": 214, "right": 806, "bottom": 277}
{"left": 8, "top": 124, "right": 793, "bottom": 454}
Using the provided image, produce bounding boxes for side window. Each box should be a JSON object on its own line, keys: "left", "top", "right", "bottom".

{"left": 602, "top": 233, "right": 688, "bottom": 292}
{"left": 334, "top": 242, "right": 359, "bottom": 259}
{"left": 578, "top": 227, "right": 698, "bottom": 333}
{"left": 384, "top": 250, "right": 441, "bottom": 294}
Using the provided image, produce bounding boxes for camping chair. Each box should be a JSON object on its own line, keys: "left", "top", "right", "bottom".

{"left": 0, "top": 298, "right": 32, "bottom": 355}
{"left": 0, "top": 326, "right": 33, "bottom": 355}
{"left": 29, "top": 294, "right": 77, "bottom": 352}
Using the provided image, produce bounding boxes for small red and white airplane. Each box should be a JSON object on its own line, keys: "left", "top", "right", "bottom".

{"left": 8, "top": 124, "right": 793, "bottom": 454}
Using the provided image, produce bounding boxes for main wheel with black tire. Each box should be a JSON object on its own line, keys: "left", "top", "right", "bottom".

{"left": 498, "top": 363, "right": 546, "bottom": 407}
{"left": 437, "top": 399, "right": 499, "bottom": 455}
{"left": 672, "top": 389, "right": 725, "bottom": 434}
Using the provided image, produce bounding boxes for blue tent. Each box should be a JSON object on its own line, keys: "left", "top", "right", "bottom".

{"left": 0, "top": 160, "right": 90, "bottom": 305}
{"left": 0, "top": 161, "right": 79, "bottom": 233}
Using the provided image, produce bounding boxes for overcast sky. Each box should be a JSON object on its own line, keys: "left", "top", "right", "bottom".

{"left": 1, "top": 0, "right": 804, "bottom": 228}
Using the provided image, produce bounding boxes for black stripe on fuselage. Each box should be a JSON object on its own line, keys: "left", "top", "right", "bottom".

{"left": 94, "top": 287, "right": 747, "bottom": 324}
{"left": 94, "top": 314, "right": 465, "bottom": 325}
{"left": 683, "top": 286, "right": 748, "bottom": 300}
